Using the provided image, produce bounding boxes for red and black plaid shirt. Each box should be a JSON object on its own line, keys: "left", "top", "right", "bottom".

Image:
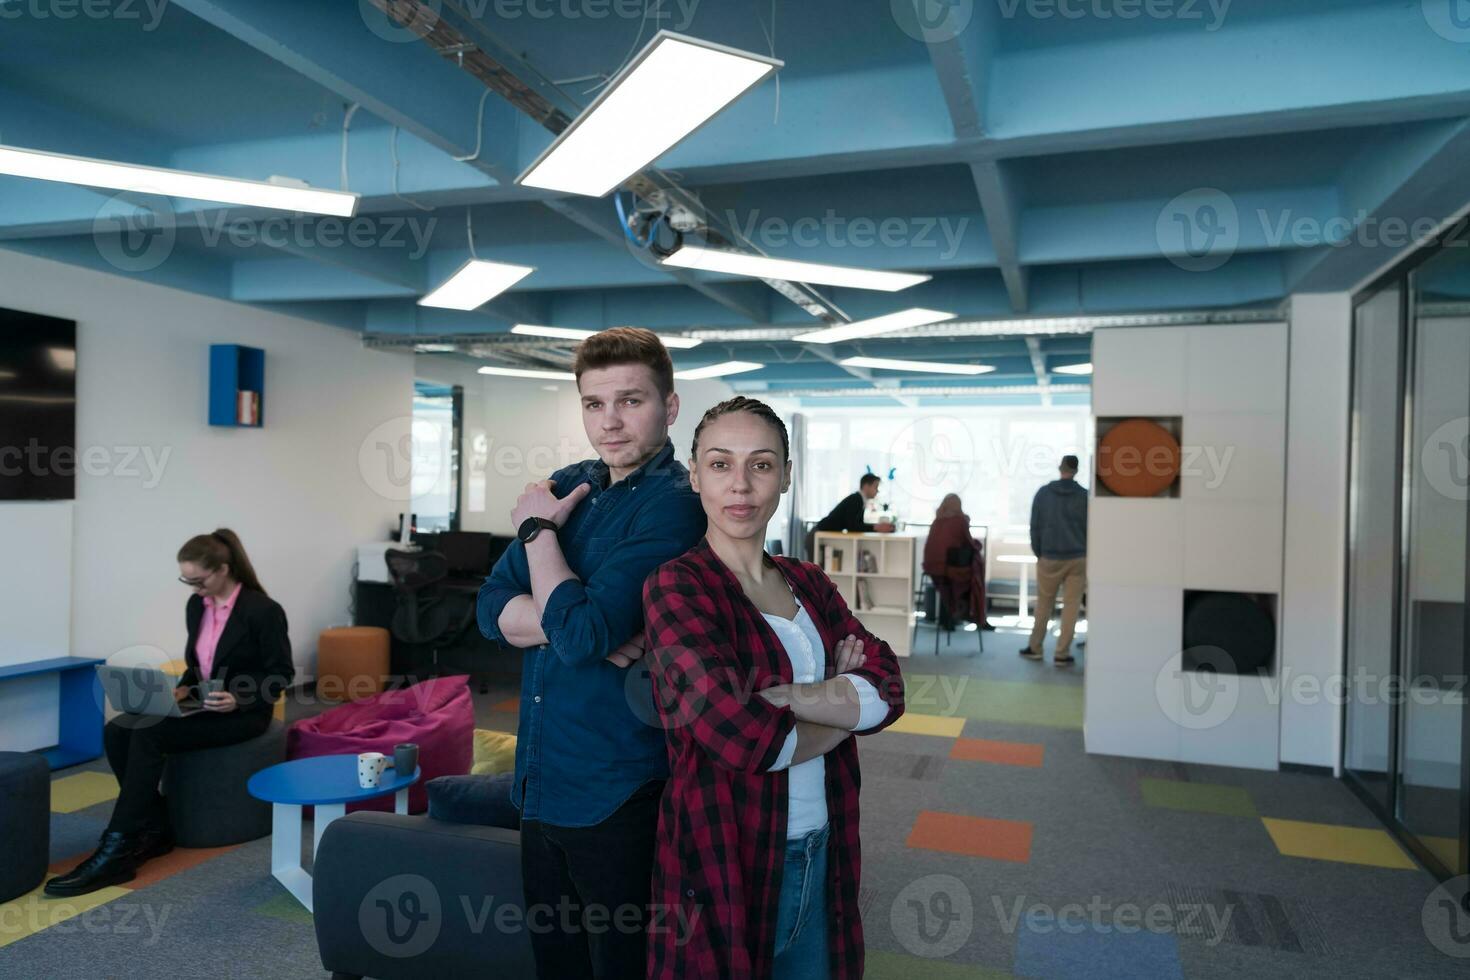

{"left": 643, "top": 539, "right": 906, "bottom": 979}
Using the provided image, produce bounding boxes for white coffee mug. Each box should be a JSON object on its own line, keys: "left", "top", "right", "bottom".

{"left": 357, "top": 751, "right": 389, "bottom": 789}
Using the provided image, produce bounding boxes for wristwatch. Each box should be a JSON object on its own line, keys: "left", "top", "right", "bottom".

{"left": 517, "top": 517, "right": 559, "bottom": 544}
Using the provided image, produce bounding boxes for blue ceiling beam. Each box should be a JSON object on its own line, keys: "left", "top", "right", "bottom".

{"left": 912, "top": 1, "right": 1029, "bottom": 312}
{"left": 231, "top": 259, "right": 417, "bottom": 302}
{"left": 1022, "top": 186, "right": 1342, "bottom": 265}
{"left": 170, "top": 0, "right": 767, "bottom": 323}
{"left": 1288, "top": 118, "right": 1470, "bottom": 292}
{"left": 987, "top": 3, "right": 1470, "bottom": 153}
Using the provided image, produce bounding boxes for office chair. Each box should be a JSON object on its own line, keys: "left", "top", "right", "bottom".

{"left": 384, "top": 549, "right": 481, "bottom": 686}
{"left": 931, "top": 546, "right": 983, "bottom": 657}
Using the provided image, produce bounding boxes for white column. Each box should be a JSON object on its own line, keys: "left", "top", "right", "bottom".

{"left": 1280, "top": 292, "right": 1352, "bottom": 771}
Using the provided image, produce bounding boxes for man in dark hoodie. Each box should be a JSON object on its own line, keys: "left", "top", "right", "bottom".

{"left": 1021, "top": 455, "right": 1088, "bottom": 666}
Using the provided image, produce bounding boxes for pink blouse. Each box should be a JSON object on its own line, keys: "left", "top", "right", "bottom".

{"left": 196, "top": 582, "right": 242, "bottom": 681}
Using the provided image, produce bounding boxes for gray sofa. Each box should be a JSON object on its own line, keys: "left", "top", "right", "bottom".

{"left": 313, "top": 775, "right": 535, "bottom": 979}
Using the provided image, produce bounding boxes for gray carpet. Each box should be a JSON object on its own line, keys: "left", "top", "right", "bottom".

{"left": 4, "top": 633, "right": 1463, "bottom": 978}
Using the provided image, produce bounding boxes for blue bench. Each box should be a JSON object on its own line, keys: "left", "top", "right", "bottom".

{"left": 0, "top": 656, "right": 104, "bottom": 769}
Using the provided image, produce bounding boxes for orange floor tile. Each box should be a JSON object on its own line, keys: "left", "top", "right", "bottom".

{"left": 906, "top": 810, "right": 1033, "bottom": 863}
{"left": 949, "top": 737, "right": 1045, "bottom": 768}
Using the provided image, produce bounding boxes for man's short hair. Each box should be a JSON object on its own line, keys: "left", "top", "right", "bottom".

{"left": 860, "top": 473, "right": 881, "bottom": 489}
{"left": 573, "top": 327, "right": 675, "bottom": 398}
{"left": 1061, "top": 455, "right": 1080, "bottom": 472}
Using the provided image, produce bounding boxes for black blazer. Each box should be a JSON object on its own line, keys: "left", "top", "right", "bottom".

{"left": 177, "top": 588, "right": 295, "bottom": 718}
{"left": 815, "top": 491, "right": 874, "bottom": 533}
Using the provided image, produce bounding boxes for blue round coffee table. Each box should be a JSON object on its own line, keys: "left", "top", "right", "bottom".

{"left": 248, "top": 754, "right": 420, "bottom": 911}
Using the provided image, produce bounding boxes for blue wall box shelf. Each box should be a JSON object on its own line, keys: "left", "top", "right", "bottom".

{"left": 210, "top": 344, "right": 265, "bottom": 427}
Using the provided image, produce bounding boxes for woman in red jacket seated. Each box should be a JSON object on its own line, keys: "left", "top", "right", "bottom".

{"left": 642, "top": 397, "right": 905, "bottom": 979}
{"left": 922, "top": 494, "right": 989, "bottom": 630}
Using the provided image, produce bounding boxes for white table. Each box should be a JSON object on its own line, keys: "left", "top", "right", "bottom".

{"left": 996, "top": 555, "right": 1038, "bottom": 624}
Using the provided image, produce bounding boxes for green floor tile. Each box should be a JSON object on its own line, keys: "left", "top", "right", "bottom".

{"left": 254, "top": 892, "right": 314, "bottom": 925}
{"left": 904, "top": 674, "right": 1084, "bottom": 729}
{"left": 866, "top": 950, "right": 1012, "bottom": 979}
{"left": 1140, "top": 777, "right": 1258, "bottom": 817}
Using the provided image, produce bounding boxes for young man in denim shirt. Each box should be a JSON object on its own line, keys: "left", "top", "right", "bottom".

{"left": 478, "top": 327, "right": 706, "bottom": 979}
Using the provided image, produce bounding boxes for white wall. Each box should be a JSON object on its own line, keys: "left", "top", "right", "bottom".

{"left": 1086, "top": 323, "right": 1289, "bottom": 771}
{"left": 1280, "top": 293, "right": 1351, "bottom": 770}
{"left": 414, "top": 356, "right": 733, "bottom": 535}
{"left": 0, "top": 249, "right": 413, "bottom": 752}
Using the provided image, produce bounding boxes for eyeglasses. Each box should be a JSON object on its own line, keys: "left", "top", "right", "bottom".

{"left": 178, "top": 570, "right": 215, "bottom": 587}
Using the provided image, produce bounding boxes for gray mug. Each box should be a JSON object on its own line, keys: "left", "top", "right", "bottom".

{"left": 200, "top": 678, "right": 224, "bottom": 703}
{"left": 393, "top": 743, "right": 419, "bottom": 776}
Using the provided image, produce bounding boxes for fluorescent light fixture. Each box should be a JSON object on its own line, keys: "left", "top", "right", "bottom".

{"left": 673, "top": 360, "right": 764, "bottom": 380}
{"left": 793, "top": 308, "right": 956, "bottom": 344}
{"left": 420, "top": 260, "right": 535, "bottom": 310}
{"left": 0, "top": 144, "right": 358, "bottom": 216}
{"left": 840, "top": 356, "right": 994, "bottom": 376}
{"left": 1053, "top": 362, "right": 1094, "bottom": 376}
{"left": 517, "top": 32, "right": 781, "bottom": 197}
{"left": 511, "top": 324, "right": 703, "bottom": 349}
{"left": 661, "top": 245, "right": 931, "bottom": 292}
{"left": 477, "top": 366, "right": 577, "bottom": 381}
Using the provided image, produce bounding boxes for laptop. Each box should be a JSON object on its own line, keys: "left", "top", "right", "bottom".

{"left": 97, "top": 665, "right": 206, "bottom": 718}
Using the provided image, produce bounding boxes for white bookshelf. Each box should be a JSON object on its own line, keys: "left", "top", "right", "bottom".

{"left": 814, "top": 531, "right": 916, "bottom": 658}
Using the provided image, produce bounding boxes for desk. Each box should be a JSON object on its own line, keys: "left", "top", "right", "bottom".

{"left": 248, "top": 754, "right": 420, "bottom": 911}
{"left": 996, "top": 556, "right": 1038, "bottom": 624}
{"left": 0, "top": 657, "right": 104, "bottom": 769}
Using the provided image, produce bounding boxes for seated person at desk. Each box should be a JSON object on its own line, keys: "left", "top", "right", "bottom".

{"left": 47, "top": 529, "right": 294, "bottom": 898}
{"left": 922, "top": 494, "right": 992, "bottom": 630}
{"left": 815, "top": 473, "right": 892, "bottom": 533}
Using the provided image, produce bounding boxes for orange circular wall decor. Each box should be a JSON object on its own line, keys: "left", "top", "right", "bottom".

{"left": 1097, "top": 418, "right": 1181, "bottom": 497}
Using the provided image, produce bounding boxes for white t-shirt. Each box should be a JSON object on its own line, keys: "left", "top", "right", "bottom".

{"left": 762, "top": 599, "right": 888, "bottom": 837}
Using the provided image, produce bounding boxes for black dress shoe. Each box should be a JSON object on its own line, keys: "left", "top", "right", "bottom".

{"left": 136, "top": 823, "right": 175, "bottom": 860}
{"left": 44, "top": 831, "right": 142, "bottom": 897}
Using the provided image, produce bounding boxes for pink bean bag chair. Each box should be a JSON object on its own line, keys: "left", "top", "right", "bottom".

{"left": 286, "top": 675, "right": 474, "bottom": 814}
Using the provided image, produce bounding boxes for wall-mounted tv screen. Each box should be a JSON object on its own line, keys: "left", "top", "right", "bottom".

{"left": 0, "top": 307, "right": 77, "bottom": 501}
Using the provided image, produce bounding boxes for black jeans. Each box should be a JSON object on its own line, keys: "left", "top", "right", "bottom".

{"left": 519, "top": 779, "right": 664, "bottom": 980}
{"left": 103, "top": 710, "right": 270, "bottom": 834}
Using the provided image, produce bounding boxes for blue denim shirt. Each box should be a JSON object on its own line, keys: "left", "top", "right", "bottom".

{"left": 477, "top": 439, "right": 706, "bottom": 827}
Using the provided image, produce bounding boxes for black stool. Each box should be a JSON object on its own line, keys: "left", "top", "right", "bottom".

{"left": 0, "top": 751, "right": 50, "bottom": 902}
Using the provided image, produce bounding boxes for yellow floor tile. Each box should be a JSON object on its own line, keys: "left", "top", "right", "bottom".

{"left": 49, "top": 771, "right": 119, "bottom": 814}
{"left": 1261, "top": 817, "right": 1416, "bottom": 870}
{"left": 0, "top": 876, "right": 132, "bottom": 950}
{"left": 885, "top": 713, "right": 966, "bottom": 738}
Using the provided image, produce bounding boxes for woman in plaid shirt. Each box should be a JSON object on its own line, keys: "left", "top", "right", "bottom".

{"left": 642, "top": 397, "right": 905, "bottom": 978}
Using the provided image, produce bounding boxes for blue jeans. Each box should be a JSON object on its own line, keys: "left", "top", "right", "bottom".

{"left": 773, "top": 823, "right": 831, "bottom": 980}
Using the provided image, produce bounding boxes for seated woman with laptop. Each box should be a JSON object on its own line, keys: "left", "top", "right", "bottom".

{"left": 47, "top": 529, "right": 294, "bottom": 897}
